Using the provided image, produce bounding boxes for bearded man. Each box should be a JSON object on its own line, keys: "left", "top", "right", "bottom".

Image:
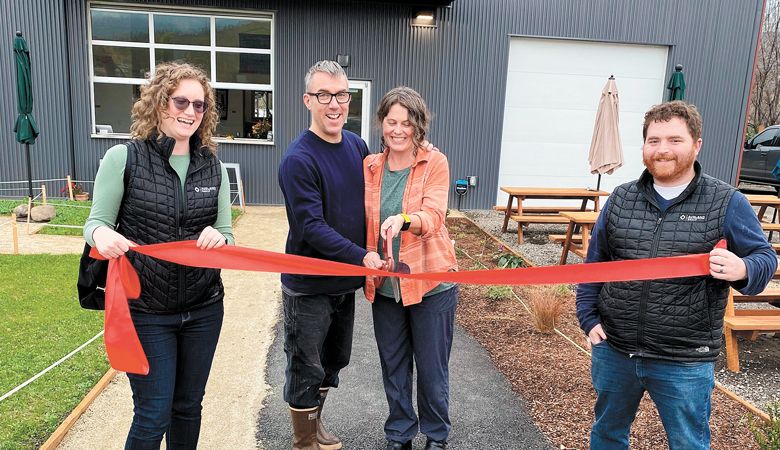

{"left": 575, "top": 101, "right": 776, "bottom": 450}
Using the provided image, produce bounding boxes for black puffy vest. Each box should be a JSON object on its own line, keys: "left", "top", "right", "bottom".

{"left": 118, "top": 136, "right": 223, "bottom": 313}
{"left": 599, "top": 163, "right": 734, "bottom": 361}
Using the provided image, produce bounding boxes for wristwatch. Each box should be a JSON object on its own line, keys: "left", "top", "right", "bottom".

{"left": 400, "top": 213, "right": 411, "bottom": 231}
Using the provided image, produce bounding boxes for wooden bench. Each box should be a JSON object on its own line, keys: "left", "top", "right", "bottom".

{"left": 494, "top": 205, "right": 593, "bottom": 214}
{"left": 761, "top": 222, "right": 780, "bottom": 232}
{"left": 732, "top": 288, "right": 780, "bottom": 303}
{"left": 548, "top": 234, "right": 582, "bottom": 243}
{"left": 510, "top": 214, "right": 571, "bottom": 244}
{"left": 723, "top": 288, "right": 780, "bottom": 372}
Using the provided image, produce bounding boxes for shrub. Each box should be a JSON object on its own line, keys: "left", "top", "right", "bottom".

{"left": 495, "top": 253, "right": 526, "bottom": 269}
{"left": 486, "top": 285, "right": 513, "bottom": 301}
{"left": 747, "top": 402, "right": 780, "bottom": 450}
{"left": 527, "top": 284, "right": 567, "bottom": 333}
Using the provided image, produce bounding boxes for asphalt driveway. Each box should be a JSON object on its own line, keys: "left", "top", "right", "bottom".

{"left": 257, "top": 291, "right": 552, "bottom": 449}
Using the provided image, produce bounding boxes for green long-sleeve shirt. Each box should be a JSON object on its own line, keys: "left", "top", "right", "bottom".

{"left": 83, "top": 144, "right": 235, "bottom": 246}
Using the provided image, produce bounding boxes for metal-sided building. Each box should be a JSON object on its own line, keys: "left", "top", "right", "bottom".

{"left": 0, "top": 0, "right": 765, "bottom": 208}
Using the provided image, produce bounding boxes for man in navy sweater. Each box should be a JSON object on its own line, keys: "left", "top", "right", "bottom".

{"left": 576, "top": 101, "right": 777, "bottom": 450}
{"left": 278, "top": 60, "right": 385, "bottom": 450}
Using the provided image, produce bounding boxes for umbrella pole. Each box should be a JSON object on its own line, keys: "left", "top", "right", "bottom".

{"left": 596, "top": 174, "right": 602, "bottom": 191}
{"left": 25, "top": 143, "right": 33, "bottom": 199}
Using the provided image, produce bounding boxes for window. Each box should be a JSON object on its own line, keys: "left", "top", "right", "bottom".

{"left": 89, "top": 7, "right": 274, "bottom": 142}
{"left": 750, "top": 128, "right": 779, "bottom": 149}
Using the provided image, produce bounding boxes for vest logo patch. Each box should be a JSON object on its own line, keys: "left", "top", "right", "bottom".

{"left": 679, "top": 214, "right": 706, "bottom": 222}
{"left": 695, "top": 346, "right": 710, "bottom": 353}
{"left": 194, "top": 186, "right": 217, "bottom": 193}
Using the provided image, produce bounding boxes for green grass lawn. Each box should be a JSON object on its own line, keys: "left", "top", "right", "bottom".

{"left": 0, "top": 198, "right": 90, "bottom": 237}
{"left": 38, "top": 200, "right": 93, "bottom": 236}
{"left": 0, "top": 199, "right": 26, "bottom": 215}
{"left": 0, "top": 254, "right": 108, "bottom": 449}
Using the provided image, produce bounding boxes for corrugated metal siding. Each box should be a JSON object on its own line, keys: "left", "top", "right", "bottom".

{"left": 1, "top": 0, "right": 764, "bottom": 207}
{"left": 1, "top": 0, "right": 74, "bottom": 198}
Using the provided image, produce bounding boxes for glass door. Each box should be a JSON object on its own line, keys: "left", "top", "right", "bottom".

{"left": 344, "top": 80, "right": 371, "bottom": 143}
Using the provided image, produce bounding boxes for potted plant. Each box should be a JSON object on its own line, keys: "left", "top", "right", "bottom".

{"left": 251, "top": 118, "right": 272, "bottom": 139}
{"left": 62, "top": 181, "right": 89, "bottom": 201}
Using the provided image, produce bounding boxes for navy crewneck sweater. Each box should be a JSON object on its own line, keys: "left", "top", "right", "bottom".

{"left": 278, "top": 129, "right": 370, "bottom": 294}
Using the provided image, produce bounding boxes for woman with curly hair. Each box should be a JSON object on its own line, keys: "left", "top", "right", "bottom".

{"left": 83, "top": 61, "right": 233, "bottom": 449}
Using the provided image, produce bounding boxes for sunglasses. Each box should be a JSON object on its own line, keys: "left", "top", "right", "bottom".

{"left": 170, "top": 96, "right": 208, "bottom": 114}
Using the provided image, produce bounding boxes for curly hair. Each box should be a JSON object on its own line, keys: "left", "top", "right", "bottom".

{"left": 376, "top": 86, "right": 430, "bottom": 154}
{"left": 130, "top": 62, "right": 219, "bottom": 154}
{"left": 643, "top": 100, "right": 702, "bottom": 142}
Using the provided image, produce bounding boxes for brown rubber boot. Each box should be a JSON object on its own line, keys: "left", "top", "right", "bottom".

{"left": 290, "top": 406, "right": 321, "bottom": 450}
{"left": 317, "top": 388, "right": 343, "bottom": 450}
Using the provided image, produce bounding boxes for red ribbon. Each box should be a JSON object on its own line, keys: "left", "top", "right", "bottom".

{"left": 91, "top": 240, "right": 723, "bottom": 374}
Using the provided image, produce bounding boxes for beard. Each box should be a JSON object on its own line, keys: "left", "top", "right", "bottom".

{"left": 643, "top": 149, "right": 697, "bottom": 184}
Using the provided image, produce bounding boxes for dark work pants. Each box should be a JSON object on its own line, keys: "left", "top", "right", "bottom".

{"left": 283, "top": 291, "right": 355, "bottom": 408}
{"left": 125, "top": 301, "right": 224, "bottom": 450}
{"left": 371, "top": 286, "right": 458, "bottom": 443}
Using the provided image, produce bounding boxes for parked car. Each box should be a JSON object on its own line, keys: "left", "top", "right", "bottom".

{"left": 739, "top": 125, "right": 780, "bottom": 187}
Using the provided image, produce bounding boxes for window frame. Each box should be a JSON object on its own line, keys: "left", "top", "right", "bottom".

{"left": 87, "top": 3, "right": 275, "bottom": 145}
{"left": 750, "top": 128, "right": 780, "bottom": 149}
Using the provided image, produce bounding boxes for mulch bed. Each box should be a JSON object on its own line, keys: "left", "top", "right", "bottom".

{"left": 448, "top": 217, "right": 759, "bottom": 449}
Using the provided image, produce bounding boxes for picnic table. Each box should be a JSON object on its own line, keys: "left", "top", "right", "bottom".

{"left": 498, "top": 187, "right": 609, "bottom": 244}
{"left": 745, "top": 194, "right": 780, "bottom": 243}
{"left": 557, "top": 211, "right": 600, "bottom": 265}
{"left": 724, "top": 277, "right": 780, "bottom": 372}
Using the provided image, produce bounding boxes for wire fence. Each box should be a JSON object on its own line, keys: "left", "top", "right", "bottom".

{"left": 0, "top": 178, "right": 93, "bottom": 250}
{"left": 2, "top": 175, "right": 244, "bottom": 247}
{"left": 0, "top": 177, "right": 94, "bottom": 202}
{"left": 0, "top": 331, "right": 104, "bottom": 404}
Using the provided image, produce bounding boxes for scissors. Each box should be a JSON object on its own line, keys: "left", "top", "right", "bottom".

{"left": 375, "top": 233, "right": 411, "bottom": 303}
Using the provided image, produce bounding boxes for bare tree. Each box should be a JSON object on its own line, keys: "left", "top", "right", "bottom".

{"left": 749, "top": 0, "right": 780, "bottom": 136}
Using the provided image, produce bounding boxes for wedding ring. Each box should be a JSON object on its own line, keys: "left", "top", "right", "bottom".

{"left": 720, "top": 266, "right": 725, "bottom": 274}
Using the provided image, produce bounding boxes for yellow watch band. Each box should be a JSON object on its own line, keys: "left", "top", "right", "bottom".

{"left": 400, "top": 213, "right": 411, "bottom": 231}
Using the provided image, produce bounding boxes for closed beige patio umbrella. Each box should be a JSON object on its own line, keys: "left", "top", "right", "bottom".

{"left": 588, "top": 76, "right": 624, "bottom": 190}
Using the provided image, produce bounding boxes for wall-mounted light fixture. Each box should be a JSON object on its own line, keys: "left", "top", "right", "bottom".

{"left": 411, "top": 10, "right": 436, "bottom": 27}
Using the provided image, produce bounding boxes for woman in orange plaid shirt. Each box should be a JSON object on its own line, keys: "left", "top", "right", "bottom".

{"left": 363, "top": 86, "right": 459, "bottom": 450}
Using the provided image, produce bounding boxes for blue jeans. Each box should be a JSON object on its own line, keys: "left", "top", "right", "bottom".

{"left": 125, "top": 301, "right": 224, "bottom": 450}
{"left": 372, "top": 286, "right": 458, "bottom": 443}
{"left": 590, "top": 342, "right": 715, "bottom": 450}
{"left": 283, "top": 290, "right": 355, "bottom": 408}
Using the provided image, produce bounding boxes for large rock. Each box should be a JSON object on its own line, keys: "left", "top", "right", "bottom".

{"left": 30, "top": 205, "right": 56, "bottom": 222}
{"left": 12, "top": 204, "right": 28, "bottom": 218}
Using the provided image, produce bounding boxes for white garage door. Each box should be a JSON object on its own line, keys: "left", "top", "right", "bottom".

{"left": 497, "top": 37, "right": 668, "bottom": 206}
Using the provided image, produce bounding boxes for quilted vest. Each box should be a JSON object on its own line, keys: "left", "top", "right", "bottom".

{"left": 118, "top": 136, "right": 223, "bottom": 313}
{"left": 599, "top": 163, "right": 734, "bottom": 361}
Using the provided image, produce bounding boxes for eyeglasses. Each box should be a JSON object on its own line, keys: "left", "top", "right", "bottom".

{"left": 306, "top": 91, "right": 351, "bottom": 104}
{"left": 170, "top": 96, "right": 208, "bottom": 114}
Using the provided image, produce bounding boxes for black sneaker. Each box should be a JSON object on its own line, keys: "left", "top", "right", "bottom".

{"left": 386, "top": 440, "right": 412, "bottom": 450}
{"left": 424, "top": 439, "right": 447, "bottom": 450}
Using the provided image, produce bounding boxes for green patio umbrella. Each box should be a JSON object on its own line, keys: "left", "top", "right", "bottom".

{"left": 13, "top": 31, "right": 39, "bottom": 199}
{"left": 667, "top": 64, "right": 686, "bottom": 101}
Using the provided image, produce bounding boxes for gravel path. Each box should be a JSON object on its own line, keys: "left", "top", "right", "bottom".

{"left": 464, "top": 208, "right": 780, "bottom": 412}
{"left": 57, "top": 206, "right": 288, "bottom": 449}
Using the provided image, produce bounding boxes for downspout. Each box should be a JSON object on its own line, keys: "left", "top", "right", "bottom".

{"left": 735, "top": 0, "right": 767, "bottom": 186}
{"left": 63, "top": 0, "right": 77, "bottom": 179}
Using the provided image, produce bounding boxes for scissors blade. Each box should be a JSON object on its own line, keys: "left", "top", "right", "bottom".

{"left": 383, "top": 233, "right": 404, "bottom": 302}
